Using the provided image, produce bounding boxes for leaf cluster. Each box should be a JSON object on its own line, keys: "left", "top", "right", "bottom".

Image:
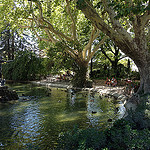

{"left": 76, "top": 0, "right": 87, "bottom": 10}
{"left": 45, "top": 43, "right": 76, "bottom": 74}
{"left": 109, "top": 0, "right": 150, "bottom": 19}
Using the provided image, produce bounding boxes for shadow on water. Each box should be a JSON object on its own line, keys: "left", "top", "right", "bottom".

{"left": 0, "top": 83, "right": 121, "bottom": 149}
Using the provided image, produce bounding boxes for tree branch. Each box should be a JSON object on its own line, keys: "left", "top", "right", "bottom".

{"left": 32, "top": 27, "right": 51, "bottom": 42}
{"left": 87, "top": 35, "right": 108, "bottom": 62}
{"left": 31, "top": 1, "right": 73, "bottom": 42}
{"left": 42, "top": 18, "right": 73, "bottom": 41}
{"left": 118, "top": 55, "right": 127, "bottom": 61}
{"left": 104, "top": 41, "right": 115, "bottom": 55}
{"left": 83, "top": 27, "right": 96, "bottom": 59}
{"left": 78, "top": 0, "right": 140, "bottom": 61}
{"left": 61, "top": 42, "right": 79, "bottom": 60}
{"left": 83, "top": 27, "right": 101, "bottom": 59}
{"left": 101, "top": 47, "right": 112, "bottom": 63}
{"left": 141, "top": 10, "right": 150, "bottom": 29}
{"left": 66, "top": 0, "right": 77, "bottom": 40}
{"left": 102, "top": 0, "right": 132, "bottom": 41}
{"left": 80, "top": 0, "right": 129, "bottom": 46}
{"left": 45, "top": 29, "right": 58, "bottom": 44}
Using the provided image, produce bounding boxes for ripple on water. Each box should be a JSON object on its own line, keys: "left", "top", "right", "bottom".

{"left": 0, "top": 83, "right": 122, "bottom": 149}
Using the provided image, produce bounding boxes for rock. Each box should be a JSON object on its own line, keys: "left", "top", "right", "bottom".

{"left": 0, "top": 86, "right": 19, "bottom": 102}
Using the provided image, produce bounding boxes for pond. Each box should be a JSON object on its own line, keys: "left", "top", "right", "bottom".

{"left": 0, "top": 83, "right": 123, "bottom": 149}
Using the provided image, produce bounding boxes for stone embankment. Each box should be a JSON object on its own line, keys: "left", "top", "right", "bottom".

{"left": 33, "top": 79, "right": 127, "bottom": 100}
{"left": 32, "top": 80, "right": 127, "bottom": 101}
{"left": 33, "top": 80, "right": 128, "bottom": 118}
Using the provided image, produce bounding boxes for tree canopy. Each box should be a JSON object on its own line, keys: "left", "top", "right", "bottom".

{"left": 0, "top": 0, "right": 108, "bottom": 87}
{"left": 77, "top": 0, "right": 150, "bottom": 94}
{"left": 0, "top": 0, "right": 150, "bottom": 90}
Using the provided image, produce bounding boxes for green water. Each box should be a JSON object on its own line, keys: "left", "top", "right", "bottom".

{"left": 0, "top": 83, "right": 120, "bottom": 149}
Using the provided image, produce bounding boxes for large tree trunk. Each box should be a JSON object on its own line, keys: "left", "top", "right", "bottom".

{"left": 72, "top": 60, "right": 92, "bottom": 88}
{"left": 137, "top": 63, "right": 150, "bottom": 95}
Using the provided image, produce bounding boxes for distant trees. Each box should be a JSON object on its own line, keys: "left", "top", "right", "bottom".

{"left": 0, "top": 25, "right": 45, "bottom": 81}
{"left": 0, "top": 29, "right": 15, "bottom": 60}
{"left": 2, "top": 50, "right": 44, "bottom": 81}
{"left": 0, "top": 26, "right": 38, "bottom": 60}
{"left": 101, "top": 40, "right": 127, "bottom": 77}
{"left": 90, "top": 39, "right": 130, "bottom": 78}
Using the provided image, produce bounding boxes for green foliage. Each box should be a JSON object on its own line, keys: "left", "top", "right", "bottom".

{"left": 90, "top": 64, "right": 130, "bottom": 79}
{"left": 57, "top": 126, "right": 106, "bottom": 150}
{"left": 57, "top": 119, "right": 150, "bottom": 150}
{"left": 2, "top": 51, "right": 45, "bottom": 81}
{"left": 109, "top": 0, "right": 150, "bottom": 19}
{"left": 45, "top": 43, "right": 76, "bottom": 75}
{"left": 76, "top": 0, "right": 87, "bottom": 10}
{"left": 130, "top": 71, "right": 140, "bottom": 80}
{"left": 91, "top": 39, "right": 130, "bottom": 79}
{"left": 0, "top": 27, "right": 35, "bottom": 60}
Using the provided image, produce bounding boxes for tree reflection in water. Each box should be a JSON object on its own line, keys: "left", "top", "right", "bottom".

{"left": 0, "top": 83, "right": 121, "bottom": 149}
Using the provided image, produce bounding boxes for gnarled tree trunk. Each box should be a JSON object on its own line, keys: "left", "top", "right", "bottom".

{"left": 137, "top": 62, "right": 150, "bottom": 94}
{"left": 72, "top": 60, "right": 91, "bottom": 88}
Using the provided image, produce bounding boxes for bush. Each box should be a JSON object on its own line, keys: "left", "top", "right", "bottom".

{"left": 130, "top": 71, "right": 140, "bottom": 80}
{"left": 57, "top": 119, "right": 150, "bottom": 150}
{"left": 57, "top": 126, "right": 106, "bottom": 150}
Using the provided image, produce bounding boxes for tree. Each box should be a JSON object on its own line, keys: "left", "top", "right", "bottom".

{"left": 0, "top": 0, "right": 107, "bottom": 87}
{"left": 2, "top": 50, "right": 44, "bottom": 81}
{"left": 0, "top": 28, "right": 15, "bottom": 60}
{"left": 90, "top": 39, "right": 128, "bottom": 78}
{"left": 100, "top": 39, "right": 127, "bottom": 77}
{"left": 0, "top": 26, "right": 39, "bottom": 60}
{"left": 77, "top": 0, "right": 150, "bottom": 94}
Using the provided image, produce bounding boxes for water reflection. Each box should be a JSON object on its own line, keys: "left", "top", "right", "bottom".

{"left": 86, "top": 92, "right": 117, "bottom": 129}
{"left": 0, "top": 83, "right": 121, "bottom": 149}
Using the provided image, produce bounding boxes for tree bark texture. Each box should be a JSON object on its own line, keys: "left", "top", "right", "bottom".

{"left": 138, "top": 62, "right": 150, "bottom": 94}
{"left": 72, "top": 60, "right": 89, "bottom": 88}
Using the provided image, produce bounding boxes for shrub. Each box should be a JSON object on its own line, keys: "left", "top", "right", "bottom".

{"left": 57, "top": 119, "right": 150, "bottom": 150}
{"left": 57, "top": 126, "right": 106, "bottom": 150}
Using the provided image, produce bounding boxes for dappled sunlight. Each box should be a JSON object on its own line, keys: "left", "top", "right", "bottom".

{"left": 0, "top": 83, "right": 122, "bottom": 149}
{"left": 56, "top": 113, "right": 80, "bottom": 122}
{"left": 77, "top": 110, "right": 87, "bottom": 114}
{"left": 57, "top": 110, "right": 87, "bottom": 122}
